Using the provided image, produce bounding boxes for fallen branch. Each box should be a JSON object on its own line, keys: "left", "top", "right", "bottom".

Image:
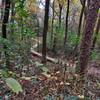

{"left": 31, "top": 39, "right": 59, "bottom": 64}
{"left": 31, "top": 49, "right": 76, "bottom": 74}
{"left": 31, "top": 49, "right": 58, "bottom": 64}
{"left": 30, "top": 38, "right": 76, "bottom": 68}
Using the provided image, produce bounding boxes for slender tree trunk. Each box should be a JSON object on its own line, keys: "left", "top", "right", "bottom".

{"left": 78, "top": 0, "right": 86, "bottom": 38}
{"left": 0, "top": 0, "right": 5, "bottom": 59}
{"left": 36, "top": 17, "right": 40, "bottom": 52}
{"left": 42, "top": 0, "right": 50, "bottom": 64}
{"left": 92, "top": 14, "right": 100, "bottom": 50}
{"left": 50, "top": 0, "right": 55, "bottom": 48}
{"left": 52, "top": 31, "right": 57, "bottom": 53}
{"left": 10, "top": 1, "right": 15, "bottom": 41}
{"left": 2, "top": 0, "right": 10, "bottom": 68}
{"left": 52, "top": 4, "right": 62, "bottom": 53}
{"left": 64, "top": 0, "right": 70, "bottom": 46}
{"left": 20, "top": 0, "right": 25, "bottom": 41}
{"left": 11, "top": 2, "right": 15, "bottom": 23}
{"left": 39, "top": 0, "right": 59, "bottom": 17}
{"left": 1, "top": 0, "right": 5, "bottom": 20}
{"left": 2, "top": 0, "right": 10, "bottom": 39}
{"left": 59, "top": 4, "right": 62, "bottom": 28}
{"left": 79, "top": 0, "right": 99, "bottom": 75}
{"left": 72, "top": 0, "right": 86, "bottom": 55}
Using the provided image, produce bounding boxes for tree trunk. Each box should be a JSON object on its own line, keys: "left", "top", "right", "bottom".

{"left": 0, "top": 0, "right": 5, "bottom": 59}
{"left": 78, "top": 0, "right": 86, "bottom": 38}
{"left": 50, "top": 0, "right": 55, "bottom": 48}
{"left": 59, "top": 4, "right": 62, "bottom": 28}
{"left": 1, "top": 0, "right": 5, "bottom": 20}
{"left": 52, "top": 32, "right": 57, "bottom": 53}
{"left": 79, "top": 0, "right": 99, "bottom": 75}
{"left": 2, "top": 0, "right": 10, "bottom": 39}
{"left": 64, "top": 0, "right": 70, "bottom": 46}
{"left": 10, "top": 1, "right": 15, "bottom": 41}
{"left": 2, "top": 0, "right": 11, "bottom": 69}
{"left": 72, "top": 0, "right": 86, "bottom": 55}
{"left": 36, "top": 16, "right": 40, "bottom": 52}
{"left": 42, "top": 0, "right": 50, "bottom": 64}
{"left": 92, "top": 14, "right": 100, "bottom": 50}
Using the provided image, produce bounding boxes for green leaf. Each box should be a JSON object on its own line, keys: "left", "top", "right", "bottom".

{"left": 44, "top": 95, "right": 54, "bottom": 100}
{"left": 35, "top": 61, "right": 43, "bottom": 67}
{"left": 64, "top": 96, "right": 78, "bottom": 100}
{"left": 5, "top": 78, "right": 23, "bottom": 94}
{"left": 42, "top": 67, "right": 49, "bottom": 73}
{"left": 42, "top": 72, "right": 51, "bottom": 78}
{"left": 0, "top": 70, "right": 8, "bottom": 78}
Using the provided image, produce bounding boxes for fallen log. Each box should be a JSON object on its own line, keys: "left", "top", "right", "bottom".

{"left": 31, "top": 49, "right": 77, "bottom": 74}
{"left": 31, "top": 41, "right": 59, "bottom": 64}
{"left": 31, "top": 49, "right": 76, "bottom": 67}
{"left": 31, "top": 49, "right": 58, "bottom": 64}
{"left": 31, "top": 41, "right": 76, "bottom": 69}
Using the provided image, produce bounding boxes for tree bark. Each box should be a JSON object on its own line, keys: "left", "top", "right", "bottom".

{"left": 64, "top": 0, "right": 70, "bottom": 46}
{"left": 52, "top": 31, "right": 57, "bottom": 53}
{"left": 78, "top": 0, "right": 86, "bottom": 38}
{"left": 51, "top": 0, "right": 55, "bottom": 48}
{"left": 42, "top": 0, "right": 50, "bottom": 64}
{"left": 79, "top": 0, "right": 99, "bottom": 74}
{"left": 2, "top": 0, "right": 11, "bottom": 68}
{"left": 39, "top": 0, "right": 59, "bottom": 17}
{"left": 72, "top": 0, "right": 86, "bottom": 55}
{"left": 10, "top": 1, "right": 15, "bottom": 41}
{"left": 0, "top": 0, "right": 5, "bottom": 59}
{"left": 36, "top": 16, "right": 40, "bottom": 52}
{"left": 91, "top": 14, "right": 100, "bottom": 50}
{"left": 2, "top": 0, "right": 10, "bottom": 39}
{"left": 1, "top": 0, "right": 5, "bottom": 20}
{"left": 59, "top": 4, "right": 62, "bottom": 28}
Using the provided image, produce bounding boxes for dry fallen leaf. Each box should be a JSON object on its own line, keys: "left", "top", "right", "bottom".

{"left": 65, "top": 82, "right": 70, "bottom": 85}
{"left": 21, "top": 77, "right": 31, "bottom": 80}
{"left": 78, "top": 95, "right": 84, "bottom": 99}
{"left": 60, "top": 81, "right": 64, "bottom": 85}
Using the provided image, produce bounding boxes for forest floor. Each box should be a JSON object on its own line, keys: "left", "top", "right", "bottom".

{"left": 0, "top": 54, "right": 100, "bottom": 100}
{"left": 0, "top": 37, "right": 100, "bottom": 100}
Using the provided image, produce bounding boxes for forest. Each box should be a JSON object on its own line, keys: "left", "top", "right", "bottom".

{"left": 0, "top": 0, "right": 100, "bottom": 99}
